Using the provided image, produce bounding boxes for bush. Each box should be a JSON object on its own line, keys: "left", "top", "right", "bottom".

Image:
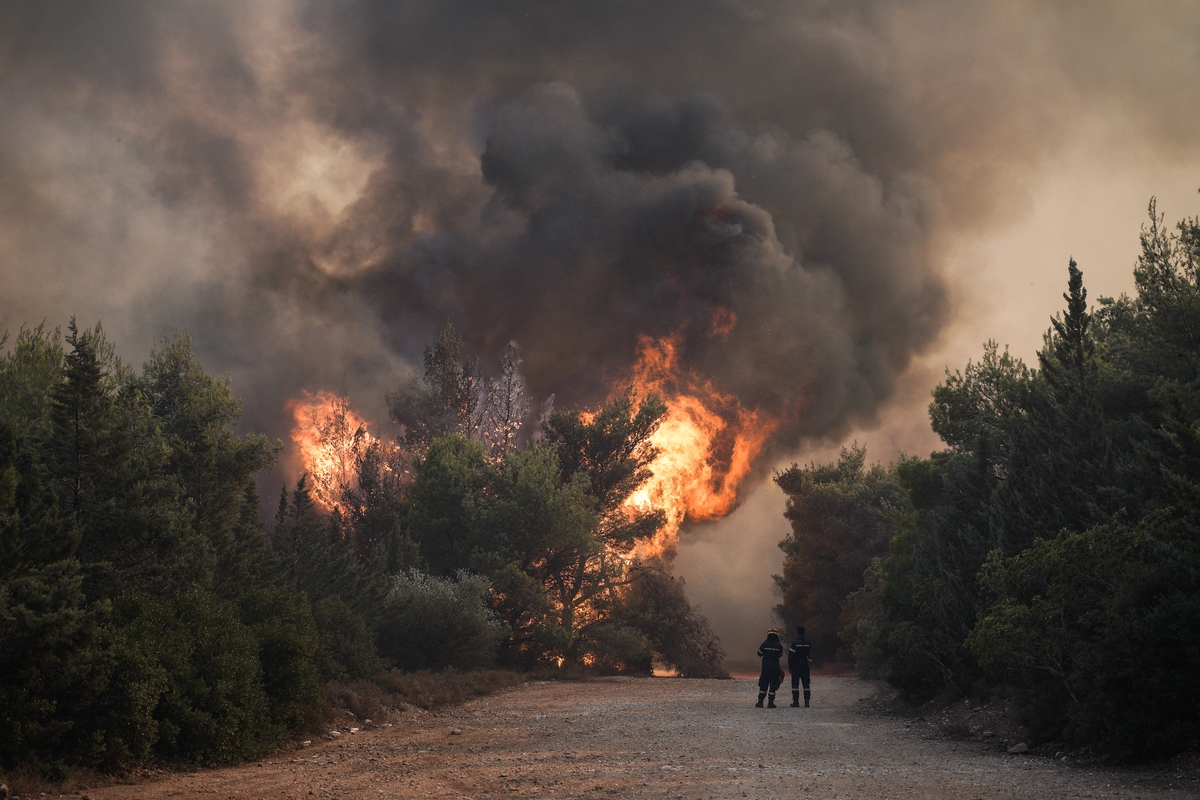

{"left": 614, "top": 562, "right": 728, "bottom": 679}
{"left": 376, "top": 570, "right": 506, "bottom": 671}
{"left": 238, "top": 586, "right": 325, "bottom": 731}
{"left": 312, "top": 595, "right": 385, "bottom": 679}
{"left": 121, "top": 590, "right": 278, "bottom": 765}
{"left": 575, "top": 622, "right": 653, "bottom": 673}
{"left": 967, "top": 512, "right": 1200, "bottom": 758}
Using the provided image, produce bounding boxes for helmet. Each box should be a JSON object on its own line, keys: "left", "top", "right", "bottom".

{"left": 767, "top": 627, "right": 778, "bottom": 636}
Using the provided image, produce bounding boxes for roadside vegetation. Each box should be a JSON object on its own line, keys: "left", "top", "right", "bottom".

{"left": 775, "top": 199, "right": 1200, "bottom": 761}
{"left": 0, "top": 320, "right": 725, "bottom": 779}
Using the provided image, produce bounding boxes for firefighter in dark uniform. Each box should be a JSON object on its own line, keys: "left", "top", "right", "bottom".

{"left": 755, "top": 628, "right": 785, "bottom": 708}
{"left": 788, "top": 625, "right": 812, "bottom": 707}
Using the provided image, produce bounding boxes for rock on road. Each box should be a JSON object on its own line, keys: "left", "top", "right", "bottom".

{"left": 93, "top": 677, "right": 1194, "bottom": 799}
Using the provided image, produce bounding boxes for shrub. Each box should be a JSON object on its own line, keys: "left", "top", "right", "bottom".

{"left": 614, "top": 562, "right": 729, "bottom": 679}
{"left": 967, "top": 512, "right": 1200, "bottom": 758}
{"left": 122, "top": 589, "right": 278, "bottom": 765}
{"left": 312, "top": 595, "right": 384, "bottom": 679}
{"left": 376, "top": 570, "right": 506, "bottom": 671}
{"left": 238, "top": 586, "right": 324, "bottom": 731}
{"left": 576, "top": 622, "right": 653, "bottom": 673}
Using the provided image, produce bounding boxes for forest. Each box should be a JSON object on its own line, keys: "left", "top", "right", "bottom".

{"left": 0, "top": 319, "right": 725, "bottom": 775}
{"left": 775, "top": 200, "right": 1200, "bottom": 760}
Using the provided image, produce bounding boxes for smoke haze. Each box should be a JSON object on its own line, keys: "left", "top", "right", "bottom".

{"left": 3, "top": 1, "right": 1199, "bottom": 656}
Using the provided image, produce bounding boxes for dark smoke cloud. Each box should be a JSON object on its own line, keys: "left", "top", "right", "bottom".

{"left": 355, "top": 81, "right": 943, "bottom": 459}
{"left": 1, "top": 0, "right": 1198, "bottom": 477}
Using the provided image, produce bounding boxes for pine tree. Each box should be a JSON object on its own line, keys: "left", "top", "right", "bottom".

{"left": 46, "top": 321, "right": 187, "bottom": 595}
{"left": 0, "top": 419, "right": 108, "bottom": 770}
{"left": 387, "top": 323, "right": 483, "bottom": 452}
{"left": 271, "top": 476, "right": 386, "bottom": 625}
{"left": 141, "top": 332, "right": 280, "bottom": 597}
{"left": 991, "top": 261, "right": 1116, "bottom": 553}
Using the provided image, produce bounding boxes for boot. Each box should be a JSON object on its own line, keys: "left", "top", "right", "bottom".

{"left": 767, "top": 694, "right": 777, "bottom": 708}
{"left": 790, "top": 690, "right": 800, "bottom": 707}
{"left": 804, "top": 691, "right": 811, "bottom": 708}
{"left": 755, "top": 692, "right": 765, "bottom": 708}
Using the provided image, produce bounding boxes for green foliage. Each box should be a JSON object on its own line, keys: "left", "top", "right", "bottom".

{"left": 237, "top": 586, "right": 324, "bottom": 731}
{"left": 774, "top": 444, "right": 909, "bottom": 662}
{"left": 820, "top": 199, "right": 1200, "bottom": 759}
{"left": 575, "top": 621, "right": 653, "bottom": 673}
{"left": 46, "top": 320, "right": 189, "bottom": 594}
{"left": 992, "top": 260, "right": 1117, "bottom": 554}
{"left": 0, "top": 325, "right": 344, "bottom": 772}
{"left": 271, "top": 476, "right": 388, "bottom": 627}
{"left": 376, "top": 570, "right": 506, "bottom": 671}
{"left": 609, "top": 561, "right": 728, "bottom": 679}
{"left": 402, "top": 435, "right": 494, "bottom": 576}
{"left": 968, "top": 512, "right": 1200, "bottom": 758}
{"left": 837, "top": 558, "right": 887, "bottom": 678}
{"left": 478, "top": 443, "right": 598, "bottom": 663}
{"left": 141, "top": 332, "right": 280, "bottom": 598}
{"left": 543, "top": 388, "right": 667, "bottom": 550}
{"left": 400, "top": 389, "right": 684, "bottom": 671}
{"left": 1, "top": 317, "right": 726, "bottom": 774}
{"left": 121, "top": 590, "right": 278, "bottom": 764}
{"left": 311, "top": 596, "right": 385, "bottom": 679}
{"left": 0, "top": 559, "right": 108, "bottom": 771}
{"left": 0, "top": 325, "right": 64, "bottom": 442}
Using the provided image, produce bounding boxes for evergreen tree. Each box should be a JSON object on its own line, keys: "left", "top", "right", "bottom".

{"left": 141, "top": 332, "right": 280, "bottom": 596}
{"left": 271, "top": 476, "right": 387, "bottom": 626}
{"left": 0, "top": 421, "right": 108, "bottom": 770}
{"left": 991, "top": 261, "right": 1116, "bottom": 553}
{"left": 0, "top": 324, "right": 64, "bottom": 444}
{"left": 542, "top": 388, "right": 667, "bottom": 551}
{"left": 773, "top": 445, "right": 908, "bottom": 662}
{"left": 387, "top": 323, "right": 483, "bottom": 452}
{"left": 45, "top": 321, "right": 187, "bottom": 595}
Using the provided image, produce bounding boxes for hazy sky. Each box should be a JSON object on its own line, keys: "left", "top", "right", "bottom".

{"left": 2, "top": 1, "right": 1198, "bottom": 660}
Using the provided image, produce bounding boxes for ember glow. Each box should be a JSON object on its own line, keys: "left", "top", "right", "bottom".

{"left": 287, "top": 391, "right": 376, "bottom": 511}
{"left": 625, "top": 335, "right": 777, "bottom": 557}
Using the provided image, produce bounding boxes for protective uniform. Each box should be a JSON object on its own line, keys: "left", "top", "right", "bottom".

{"left": 788, "top": 628, "right": 812, "bottom": 707}
{"left": 755, "top": 629, "right": 785, "bottom": 708}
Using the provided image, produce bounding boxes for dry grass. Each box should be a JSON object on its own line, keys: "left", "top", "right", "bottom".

{"left": 319, "top": 667, "right": 557, "bottom": 731}
{"left": 0, "top": 764, "right": 109, "bottom": 798}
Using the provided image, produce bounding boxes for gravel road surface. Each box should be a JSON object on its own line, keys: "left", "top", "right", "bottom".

{"left": 82, "top": 677, "right": 1197, "bottom": 799}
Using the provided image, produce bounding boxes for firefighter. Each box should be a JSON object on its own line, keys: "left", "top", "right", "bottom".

{"left": 788, "top": 625, "right": 813, "bottom": 707}
{"left": 755, "top": 627, "right": 785, "bottom": 708}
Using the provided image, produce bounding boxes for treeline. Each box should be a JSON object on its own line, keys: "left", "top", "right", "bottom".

{"left": 1, "top": 322, "right": 724, "bottom": 774}
{"left": 775, "top": 199, "right": 1200, "bottom": 760}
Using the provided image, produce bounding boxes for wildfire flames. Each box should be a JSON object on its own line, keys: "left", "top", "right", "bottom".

{"left": 625, "top": 334, "right": 776, "bottom": 558}
{"left": 287, "top": 390, "right": 377, "bottom": 511}
{"left": 286, "top": 333, "right": 776, "bottom": 553}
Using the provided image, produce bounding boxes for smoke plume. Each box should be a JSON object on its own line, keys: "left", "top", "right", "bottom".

{"left": 2, "top": 0, "right": 1198, "bottom": 478}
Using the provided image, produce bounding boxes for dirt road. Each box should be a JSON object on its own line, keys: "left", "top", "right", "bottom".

{"left": 83, "top": 677, "right": 1196, "bottom": 799}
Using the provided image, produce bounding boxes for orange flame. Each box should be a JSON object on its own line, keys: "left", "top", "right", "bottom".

{"left": 625, "top": 335, "right": 776, "bottom": 557}
{"left": 287, "top": 390, "right": 376, "bottom": 511}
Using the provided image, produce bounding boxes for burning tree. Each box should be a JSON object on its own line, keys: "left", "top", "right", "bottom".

{"left": 288, "top": 324, "right": 731, "bottom": 673}
{"left": 386, "top": 324, "right": 531, "bottom": 461}
{"left": 287, "top": 391, "right": 377, "bottom": 512}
